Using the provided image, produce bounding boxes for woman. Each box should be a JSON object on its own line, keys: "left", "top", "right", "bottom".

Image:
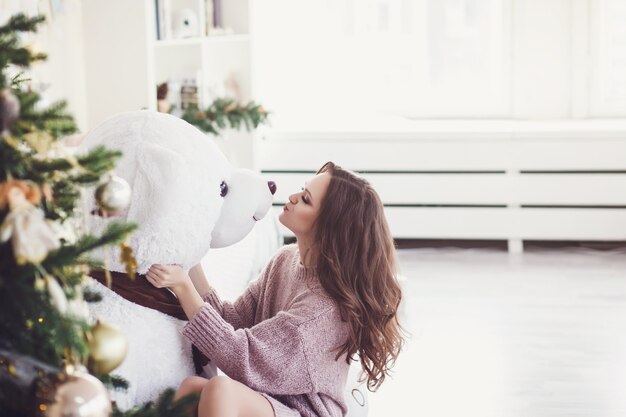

{"left": 147, "top": 162, "right": 404, "bottom": 417}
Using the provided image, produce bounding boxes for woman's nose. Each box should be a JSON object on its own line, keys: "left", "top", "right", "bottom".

{"left": 288, "top": 193, "right": 298, "bottom": 204}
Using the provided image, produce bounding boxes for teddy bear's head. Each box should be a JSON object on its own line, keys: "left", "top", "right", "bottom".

{"left": 80, "top": 110, "right": 275, "bottom": 274}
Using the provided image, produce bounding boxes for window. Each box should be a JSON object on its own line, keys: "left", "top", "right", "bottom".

{"left": 250, "top": 0, "right": 626, "bottom": 126}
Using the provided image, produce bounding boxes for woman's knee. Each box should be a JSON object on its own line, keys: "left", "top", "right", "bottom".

{"left": 200, "top": 375, "right": 236, "bottom": 401}
{"left": 178, "top": 375, "right": 209, "bottom": 397}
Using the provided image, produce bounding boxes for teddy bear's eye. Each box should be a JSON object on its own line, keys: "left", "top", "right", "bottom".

{"left": 220, "top": 181, "right": 228, "bottom": 197}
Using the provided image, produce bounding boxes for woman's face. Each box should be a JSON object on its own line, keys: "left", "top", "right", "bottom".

{"left": 279, "top": 172, "right": 331, "bottom": 241}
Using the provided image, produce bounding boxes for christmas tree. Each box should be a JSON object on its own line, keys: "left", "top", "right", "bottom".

{"left": 0, "top": 14, "right": 194, "bottom": 416}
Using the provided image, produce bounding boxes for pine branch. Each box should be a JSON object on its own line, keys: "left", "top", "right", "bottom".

{"left": 0, "top": 14, "right": 47, "bottom": 89}
{"left": 0, "top": 14, "right": 46, "bottom": 35}
{"left": 112, "top": 389, "right": 199, "bottom": 417}
{"left": 12, "top": 90, "right": 77, "bottom": 139}
{"left": 98, "top": 373, "right": 130, "bottom": 391}
{"left": 181, "top": 98, "right": 270, "bottom": 136}
{"left": 30, "top": 145, "right": 122, "bottom": 182}
{"left": 42, "top": 221, "right": 137, "bottom": 271}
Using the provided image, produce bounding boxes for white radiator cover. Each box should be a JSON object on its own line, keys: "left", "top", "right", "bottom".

{"left": 254, "top": 120, "right": 626, "bottom": 250}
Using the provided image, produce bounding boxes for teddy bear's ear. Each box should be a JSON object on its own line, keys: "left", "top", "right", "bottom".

{"left": 132, "top": 141, "right": 189, "bottom": 218}
{"left": 125, "top": 141, "right": 196, "bottom": 272}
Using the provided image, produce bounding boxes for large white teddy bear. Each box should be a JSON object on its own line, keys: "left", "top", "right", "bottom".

{"left": 79, "top": 110, "right": 275, "bottom": 409}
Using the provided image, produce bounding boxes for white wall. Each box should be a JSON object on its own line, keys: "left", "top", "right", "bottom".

{"left": 81, "top": 0, "right": 151, "bottom": 130}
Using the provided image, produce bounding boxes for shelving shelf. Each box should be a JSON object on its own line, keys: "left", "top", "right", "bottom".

{"left": 154, "top": 34, "right": 250, "bottom": 47}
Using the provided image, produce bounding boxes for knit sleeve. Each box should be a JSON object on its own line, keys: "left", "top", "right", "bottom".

{"left": 202, "top": 279, "right": 261, "bottom": 330}
{"left": 200, "top": 254, "right": 274, "bottom": 329}
{"left": 182, "top": 304, "right": 315, "bottom": 396}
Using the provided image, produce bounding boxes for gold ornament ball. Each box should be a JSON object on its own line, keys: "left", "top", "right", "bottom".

{"left": 45, "top": 371, "right": 111, "bottom": 417}
{"left": 95, "top": 175, "right": 131, "bottom": 212}
{"left": 87, "top": 320, "right": 128, "bottom": 375}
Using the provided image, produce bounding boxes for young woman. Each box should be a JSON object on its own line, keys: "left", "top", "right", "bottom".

{"left": 146, "top": 162, "right": 404, "bottom": 417}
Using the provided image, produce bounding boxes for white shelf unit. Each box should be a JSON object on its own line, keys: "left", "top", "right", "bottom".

{"left": 255, "top": 120, "right": 626, "bottom": 252}
{"left": 82, "top": 0, "right": 254, "bottom": 167}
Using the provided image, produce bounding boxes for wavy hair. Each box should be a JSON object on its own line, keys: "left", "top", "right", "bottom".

{"left": 313, "top": 162, "right": 404, "bottom": 391}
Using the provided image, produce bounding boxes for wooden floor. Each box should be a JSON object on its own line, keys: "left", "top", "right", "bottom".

{"left": 368, "top": 247, "right": 626, "bottom": 417}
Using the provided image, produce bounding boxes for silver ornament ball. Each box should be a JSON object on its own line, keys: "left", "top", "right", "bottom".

{"left": 0, "top": 89, "right": 20, "bottom": 133}
{"left": 45, "top": 370, "right": 111, "bottom": 417}
{"left": 95, "top": 175, "right": 131, "bottom": 212}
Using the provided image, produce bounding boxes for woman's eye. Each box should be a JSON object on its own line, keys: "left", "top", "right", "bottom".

{"left": 302, "top": 195, "right": 309, "bottom": 204}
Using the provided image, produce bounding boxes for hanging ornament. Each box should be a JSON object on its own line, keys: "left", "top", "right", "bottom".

{"left": 23, "top": 131, "right": 54, "bottom": 156}
{"left": 66, "top": 286, "right": 90, "bottom": 321}
{"left": 119, "top": 240, "right": 137, "bottom": 279}
{"left": 45, "top": 275, "right": 68, "bottom": 315}
{"left": 86, "top": 320, "right": 128, "bottom": 375}
{"left": 0, "top": 180, "right": 42, "bottom": 208}
{"left": 94, "top": 174, "right": 131, "bottom": 214}
{"left": 45, "top": 365, "right": 111, "bottom": 417}
{"left": 0, "top": 88, "right": 20, "bottom": 133}
{"left": 0, "top": 185, "right": 60, "bottom": 265}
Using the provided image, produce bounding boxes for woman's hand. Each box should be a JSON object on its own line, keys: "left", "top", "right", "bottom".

{"left": 146, "top": 264, "right": 191, "bottom": 293}
{"left": 147, "top": 264, "right": 205, "bottom": 320}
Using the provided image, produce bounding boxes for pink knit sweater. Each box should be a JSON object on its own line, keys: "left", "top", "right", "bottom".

{"left": 183, "top": 244, "right": 351, "bottom": 417}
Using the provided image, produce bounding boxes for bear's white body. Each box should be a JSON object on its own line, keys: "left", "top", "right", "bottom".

{"left": 79, "top": 111, "right": 273, "bottom": 409}
{"left": 88, "top": 280, "right": 193, "bottom": 409}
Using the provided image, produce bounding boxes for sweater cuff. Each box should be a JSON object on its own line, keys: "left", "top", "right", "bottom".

{"left": 183, "top": 303, "right": 232, "bottom": 358}
{"left": 201, "top": 288, "right": 224, "bottom": 316}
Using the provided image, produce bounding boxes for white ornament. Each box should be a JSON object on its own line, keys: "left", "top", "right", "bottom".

{"left": 66, "top": 287, "right": 90, "bottom": 320}
{"left": 48, "top": 219, "right": 78, "bottom": 244}
{"left": 0, "top": 187, "right": 60, "bottom": 265}
{"left": 46, "top": 368, "right": 111, "bottom": 417}
{"left": 95, "top": 175, "right": 131, "bottom": 213}
{"left": 45, "top": 275, "right": 68, "bottom": 314}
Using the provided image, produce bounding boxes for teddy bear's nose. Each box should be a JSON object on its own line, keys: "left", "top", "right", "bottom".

{"left": 268, "top": 181, "right": 277, "bottom": 195}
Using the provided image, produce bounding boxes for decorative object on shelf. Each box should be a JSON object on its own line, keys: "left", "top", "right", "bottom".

{"left": 204, "top": 0, "right": 214, "bottom": 35}
{"left": 213, "top": 0, "right": 223, "bottom": 28}
{"left": 180, "top": 78, "right": 199, "bottom": 111}
{"left": 86, "top": 320, "right": 128, "bottom": 375}
{"left": 171, "top": 8, "right": 199, "bottom": 39}
{"left": 182, "top": 98, "right": 270, "bottom": 135}
{"left": 156, "top": 82, "right": 171, "bottom": 113}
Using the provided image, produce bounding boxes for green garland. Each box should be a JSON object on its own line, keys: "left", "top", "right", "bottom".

{"left": 182, "top": 98, "right": 270, "bottom": 135}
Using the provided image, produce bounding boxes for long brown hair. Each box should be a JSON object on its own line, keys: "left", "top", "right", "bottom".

{"left": 313, "top": 162, "right": 404, "bottom": 391}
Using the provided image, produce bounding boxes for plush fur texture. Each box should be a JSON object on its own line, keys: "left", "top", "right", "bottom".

{"left": 88, "top": 280, "right": 193, "bottom": 409}
{"left": 79, "top": 111, "right": 272, "bottom": 409}
{"left": 81, "top": 110, "right": 231, "bottom": 274}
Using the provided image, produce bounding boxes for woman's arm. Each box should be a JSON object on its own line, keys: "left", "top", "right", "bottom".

{"left": 147, "top": 261, "right": 271, "bottom": 328}
{"left": 146, "top": 264, "right": 205, "bottom": 320}
{"left": 189, "top": 263, "right": 211, "bottom": 297}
